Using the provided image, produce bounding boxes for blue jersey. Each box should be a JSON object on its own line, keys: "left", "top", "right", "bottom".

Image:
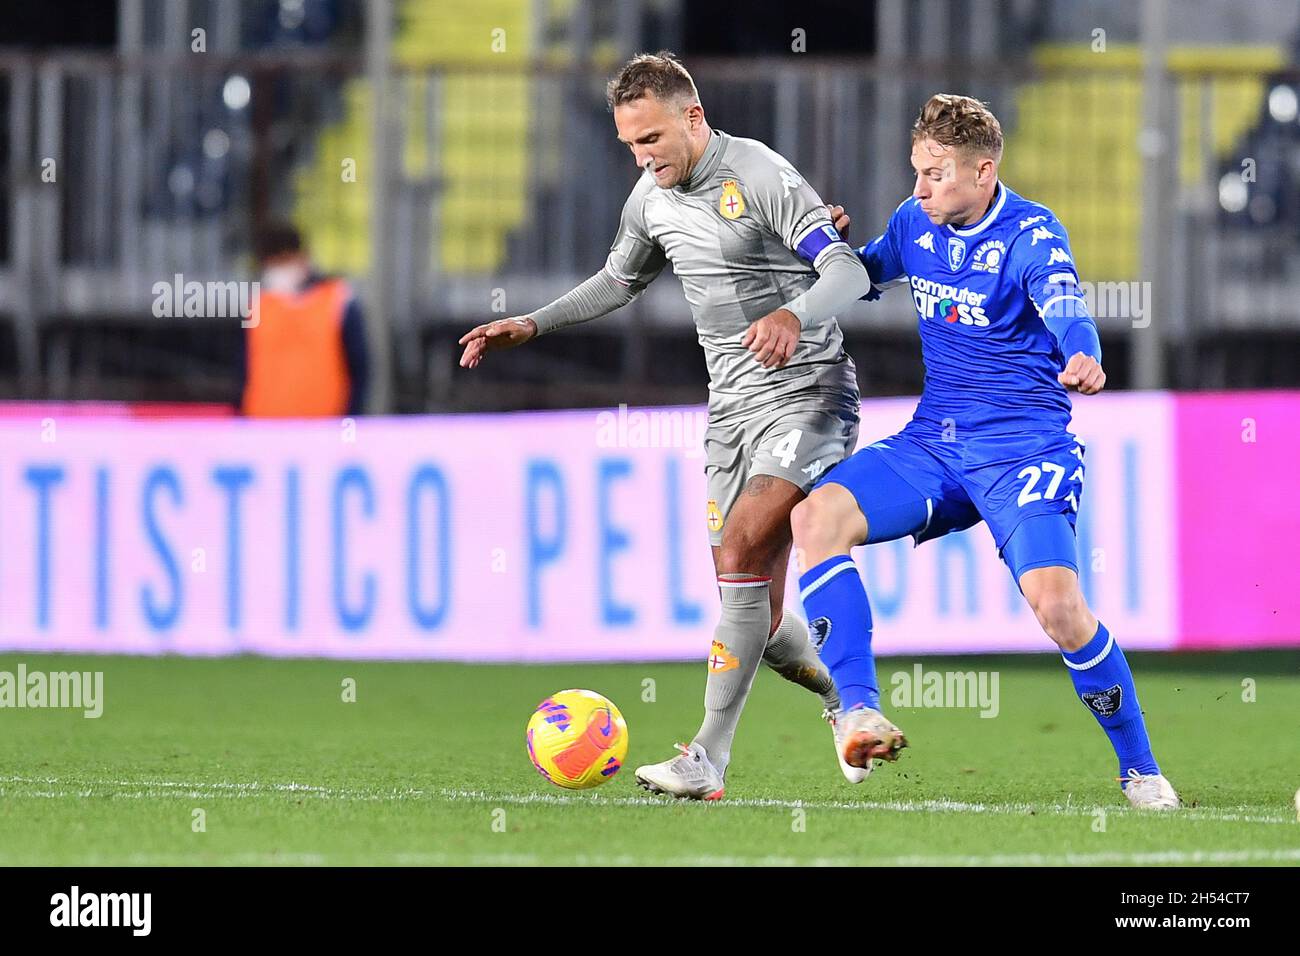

{"left": 858, "top": 182, "right": 1098, "bottom": 435}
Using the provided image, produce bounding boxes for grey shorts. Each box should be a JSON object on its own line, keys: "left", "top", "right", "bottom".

{"left": 704, "top": 400, "right": 860, "bottom": 546}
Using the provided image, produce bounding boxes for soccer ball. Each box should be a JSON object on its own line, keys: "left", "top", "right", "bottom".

{"left": 526, "top": 689, "right": 628, "bottom": 789}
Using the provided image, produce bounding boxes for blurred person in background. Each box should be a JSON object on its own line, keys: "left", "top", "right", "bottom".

{"left": 239, "top": 222, "right": 370, "bottom": 417}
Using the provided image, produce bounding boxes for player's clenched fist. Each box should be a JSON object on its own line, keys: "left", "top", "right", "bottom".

{"left": 1058, "top": 352, "right": 1106, "bottom": 395}
{"left": 458, "top": 316, "right": 538, "bottom": 368}
{"left": 742, "top": 307, "right": 800, "bottom": 369}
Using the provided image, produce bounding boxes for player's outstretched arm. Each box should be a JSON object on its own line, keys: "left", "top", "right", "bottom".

{"left": 457, "top": 267, "right": 643, "bottom": 369}
{"left": 460, "top": 174, "right": 666, "bottom": 370}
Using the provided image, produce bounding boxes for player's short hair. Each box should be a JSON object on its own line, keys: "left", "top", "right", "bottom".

{"left": 912, "top": 94, "right": 1004, "bottom": 161}
{"left": 605, "top": 51, "right": 700, "bottom": 111}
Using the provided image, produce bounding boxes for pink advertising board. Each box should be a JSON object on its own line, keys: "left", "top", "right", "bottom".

{"left": 0, "top": 393, "right": 1292, "bottom": 660}
{"left": 1173, "top": 392, "right": 1300, "bottom": 649}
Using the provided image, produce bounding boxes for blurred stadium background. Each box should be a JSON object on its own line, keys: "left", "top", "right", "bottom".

{"left": 3, "top": 0, "right": 1300, "bottom": 411}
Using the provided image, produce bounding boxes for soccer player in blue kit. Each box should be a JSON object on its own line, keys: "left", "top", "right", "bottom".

{"left": 792, "top": 94, "right": 1179, "bottom": 809}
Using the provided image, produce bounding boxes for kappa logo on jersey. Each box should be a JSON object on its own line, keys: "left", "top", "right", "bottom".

{"left": 707, "top": 640, "right": 739, "bottom": 673}
{"left": 1029, "top": 225, "right": 1060, "bottom": 246}
{"left": 1019, "top": 215, "right": 1047, "bottom": 230}
{"left": 1047, "top": 247, "right": 1073, "bottom": 265}
{"left": 762, "top": 149, "right": 805, "bottom": 197}
{"left": 971, "top": 239, "right": 1006, "bottom": 273}
{"left": 915, "top": 232, "right": 936, "bottom": 253}
{"left": 1082, "top": 684, "right": 1123, "bottom": 718}
{"left": 719, "top": 180, "right": 746, "bottom": 220}
{"left": 910, "top": 275, "right": 990, "bottom": 326}
{"left": 947, "top": 236, "right": 967, "bottom": 270}
{"left": 801, "top": 459, "right": 826, "bottom": 481}
{"left": 706, "top": 499, "right": 724, "bottom": 532}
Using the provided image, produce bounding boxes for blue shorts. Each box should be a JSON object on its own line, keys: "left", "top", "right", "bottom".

{"left": 814, "top": 419, "right": 1086, "bottom": 582}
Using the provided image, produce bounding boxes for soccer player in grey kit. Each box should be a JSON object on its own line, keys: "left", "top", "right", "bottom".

{"left": 459, "top": 52, "right": 870, "bottom": 799}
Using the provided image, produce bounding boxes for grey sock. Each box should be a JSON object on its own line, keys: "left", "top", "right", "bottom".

{"left": 693, "top": 574, "right": 771, "bottom": 775}
{"left": 764, "top": 611, "right": 842, "bottom": 712}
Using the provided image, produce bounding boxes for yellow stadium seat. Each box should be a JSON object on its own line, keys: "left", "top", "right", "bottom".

{"left": 999, "top": 44, "right": 1282, "bottom": 280}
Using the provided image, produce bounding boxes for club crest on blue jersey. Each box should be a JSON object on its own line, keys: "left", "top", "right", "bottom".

{"left": 947, "top": 236, "right": 967, "bottom": 270}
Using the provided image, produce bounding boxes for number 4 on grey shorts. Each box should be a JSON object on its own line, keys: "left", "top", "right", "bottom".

{"left": 703, "top": 402, "right": 860, "bottom": 547}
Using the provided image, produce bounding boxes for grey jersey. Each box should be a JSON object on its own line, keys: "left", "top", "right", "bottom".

{"left": 604, "top": 129, "right": 860, "bottom": 422}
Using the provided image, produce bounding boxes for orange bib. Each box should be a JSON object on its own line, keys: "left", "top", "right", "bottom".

{"left": 242, "top": 278, "right": 352, "bottom": 418}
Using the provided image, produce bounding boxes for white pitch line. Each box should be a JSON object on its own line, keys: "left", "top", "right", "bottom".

{"left": 0, "top": 775, "right": 1293, "bottom": 825}
{"left": 394, "top": 847, "right": 1300, "bottom": 866}
{"left": 12, "top": 852, "right": 333, "bottom": 867}
{"left": 435, "top": 786, "right": 1296, "bottom": 826}
{"left": 0, "top": 775, "right": 425, "bottom": 802}
{"left": 4, "top": 848, "right": 1297, "bottom": 868}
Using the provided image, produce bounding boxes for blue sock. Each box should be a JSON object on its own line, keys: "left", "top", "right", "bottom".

{"left": 798, "top": 555, "right": 879, "bottom": 711}
{"left": 1061, "top": 622, "right": 1160, "bottom": 784}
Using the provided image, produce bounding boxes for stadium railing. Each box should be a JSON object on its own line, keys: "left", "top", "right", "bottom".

{"left": 0, "top": 51, "right": 1297, "bottom": 405}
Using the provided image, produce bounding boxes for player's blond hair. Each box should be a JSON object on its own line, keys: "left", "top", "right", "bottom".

{"left": 606, "top": 51, "right": 700, "bottom": 111}
{"left": 912, "top": 94, "right": 1004, "bottom": 161}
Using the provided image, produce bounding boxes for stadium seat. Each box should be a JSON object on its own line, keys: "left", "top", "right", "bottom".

{"left": 1000, "top": 43, "right": 1283, "bottom": 280}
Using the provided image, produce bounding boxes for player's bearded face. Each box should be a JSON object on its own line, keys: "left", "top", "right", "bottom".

{"left": 614, "top": 95, "right": 698, "bottom": 189}
{"left": 910, "top": 138, "right": 992, "bottom": 227}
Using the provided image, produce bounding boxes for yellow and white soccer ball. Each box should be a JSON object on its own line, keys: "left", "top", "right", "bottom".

{"left": 526, "top": 689, "right": 628, "bottom": 790}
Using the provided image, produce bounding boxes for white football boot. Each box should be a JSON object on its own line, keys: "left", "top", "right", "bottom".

{"left": 823, "top": 708, "right": 868, "bottom": 783}
{"left": 837, "top": 705, "right": 908, "bottom": 770}
{"left": 1121, "top": 768, "right": 1180, "bottom": 810}
{"left": 635, "top": 742, "right": 726, "bottom": 801}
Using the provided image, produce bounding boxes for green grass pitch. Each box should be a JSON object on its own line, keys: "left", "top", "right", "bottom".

{"left": 1, "top": 650, "right": 1297, "bottom": 866}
